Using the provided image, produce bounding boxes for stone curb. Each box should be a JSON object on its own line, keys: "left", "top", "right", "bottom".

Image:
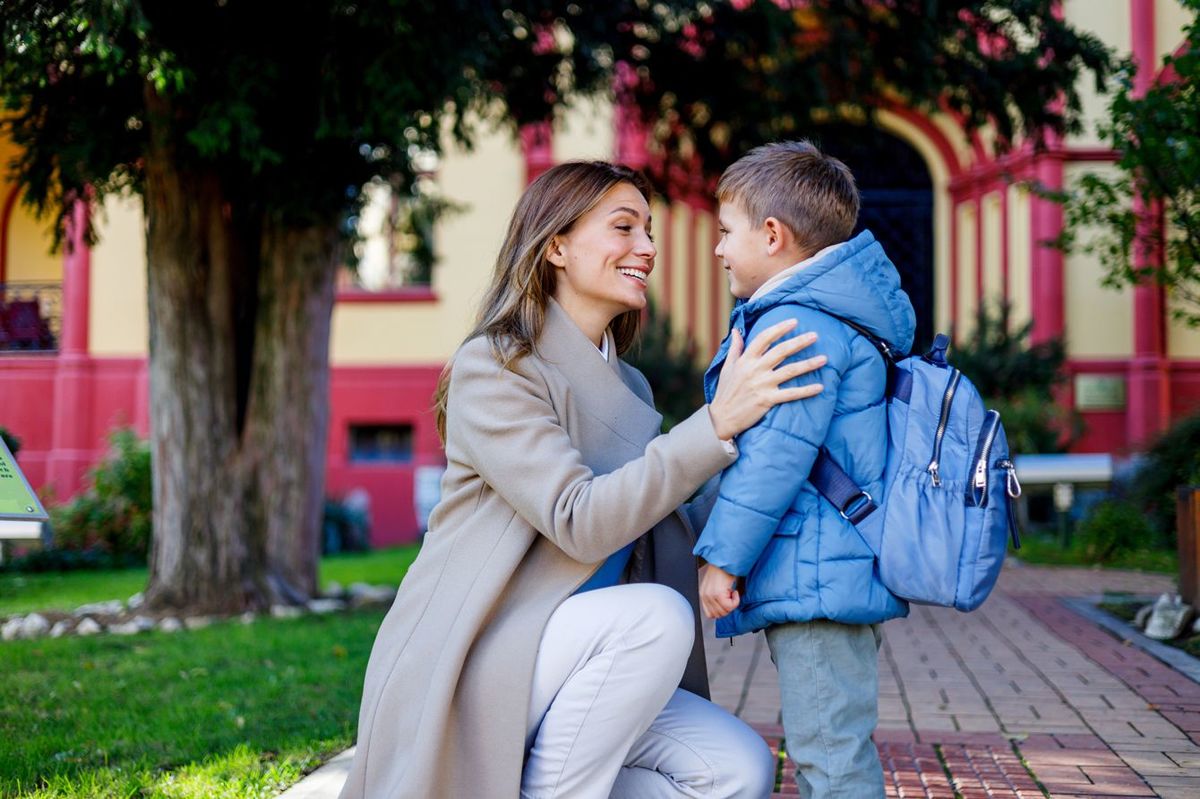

{"left": 1061, "top": 594, "right": 1200, "bottom": 685}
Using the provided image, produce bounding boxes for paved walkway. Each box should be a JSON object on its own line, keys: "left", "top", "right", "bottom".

{"left": 283, "top": 563, "right": 1200, "bottom": 798}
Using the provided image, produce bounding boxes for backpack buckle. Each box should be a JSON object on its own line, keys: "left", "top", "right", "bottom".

{"left": 839, "top": 491, "right": 876, "bottom": 524}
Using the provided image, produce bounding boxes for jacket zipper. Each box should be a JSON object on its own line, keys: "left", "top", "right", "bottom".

{"left": 966, "top": 410, "right": 1002, "bottom": 507}
{"left": 926, "top": 369, "right": 961, "bottom": 486}
{"left": 997, "top": 458, "right": 1022, "bottom": 548}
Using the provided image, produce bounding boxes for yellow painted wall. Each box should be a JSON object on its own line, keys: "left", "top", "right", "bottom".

{"left": 1063, "top": 0, "right": 1130, "bottom": 149}
{"left": 669, "top": 202, "right": 691, "bottom": 338}
{"left": 330, "top": 120, "right": 524, "bottom": 365}
{"left": 693, "top": 212, "right": 715, "bottom": 356}
{"left": 1006, "top": 184, "right": 1033, "bottom": 328}
{"left": 89, "top": 194, "right": 149, "bottom": 356}
{"left": 1062, "top": 164, "right": 1134, "bottom": 356}
{"left": 981, "top": 192, "right": 1004, "bottom": 306}
{"left": 955, "top": 202, "right": 977, "bottom": 337}
{"left": 554, "top": 96, "right": 615, "bottom": 163}
{"left": 1157, "top": 0, "right": 1193, "bottom": 58}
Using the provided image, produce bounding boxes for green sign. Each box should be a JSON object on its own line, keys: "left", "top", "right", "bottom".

{"left": 0, "top": 436, "right": 48, "bottom": 521}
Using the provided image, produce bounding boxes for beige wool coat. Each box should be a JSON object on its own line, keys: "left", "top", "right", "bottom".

{"left": 338, "top": 300, "right": 738, "bottom": 799}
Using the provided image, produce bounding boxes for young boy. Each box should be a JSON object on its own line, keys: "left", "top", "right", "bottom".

{"left": 695, "top": 140, "right": 915, "bottom": 798}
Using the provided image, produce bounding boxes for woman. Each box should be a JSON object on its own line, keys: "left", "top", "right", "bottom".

{"left": 339, "top": 162, "right": 826, "bottom": 798}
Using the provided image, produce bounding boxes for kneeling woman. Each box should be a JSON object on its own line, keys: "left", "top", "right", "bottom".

{"left": 340, "top": 161, "right": 826, "bottom": 798}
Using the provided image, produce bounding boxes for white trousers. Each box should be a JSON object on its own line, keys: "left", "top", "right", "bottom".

{"left": 522, "top": 583, "right": 775, "bottom": 799}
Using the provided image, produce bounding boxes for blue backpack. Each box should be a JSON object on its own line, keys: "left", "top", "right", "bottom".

{"left": 810, "top": 322, "right": 1022, "bottom": 612}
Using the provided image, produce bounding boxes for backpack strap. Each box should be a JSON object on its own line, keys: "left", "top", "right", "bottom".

{"left": 805, "top": 310, "right": 896, "bottom": 526}
{"left": 811, "top": 447, "right": 878, "bottom": 524}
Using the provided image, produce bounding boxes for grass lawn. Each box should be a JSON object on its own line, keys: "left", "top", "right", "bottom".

{"left": 0, "top": 544, "right": 421, "bottom": 617}
{"left": 0, "top": 545, "right": 421, "bottom": 798}
{"left": 1010, "top": 533, "right": 1178, "bottom": 574}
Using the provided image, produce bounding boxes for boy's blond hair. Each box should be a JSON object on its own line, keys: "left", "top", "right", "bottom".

{"left": 717, "top": 140, "right": 859, "bottom": 255}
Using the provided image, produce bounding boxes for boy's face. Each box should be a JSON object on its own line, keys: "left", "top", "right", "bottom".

{"left": 715, "top": 201, "right": 772, "bottom": 299}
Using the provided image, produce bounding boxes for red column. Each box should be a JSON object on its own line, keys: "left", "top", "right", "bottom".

{"left": 46, "top": 199, "right": 94, "bottom": 497}
{"left": 520, "top": 122, "right": 554, "bottom": 186}
{"left": 1126, "top": 0, "right": 1169, "bottom": 446}
{"left": 1028, "top": 147, "right": 1065, "bottom": 345}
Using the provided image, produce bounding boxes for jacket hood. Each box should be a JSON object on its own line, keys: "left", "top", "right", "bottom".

{"left": 737, "top": 229, "right": 916, "bottom": 355}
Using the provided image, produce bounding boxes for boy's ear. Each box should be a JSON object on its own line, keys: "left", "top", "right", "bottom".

{"left": 762, "top": 217, "right": 794, "bottom": 257}
{"left": 545, "top": 235, "right": 567, "bottom": 267}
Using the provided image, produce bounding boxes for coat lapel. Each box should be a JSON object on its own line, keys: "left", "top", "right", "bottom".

{"left": 538, "top": 300, "right": 663, "bottom": 449}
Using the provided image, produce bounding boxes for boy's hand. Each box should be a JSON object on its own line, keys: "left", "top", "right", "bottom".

{"left": 699, "top": 564, "right": 740, "bottom": 619}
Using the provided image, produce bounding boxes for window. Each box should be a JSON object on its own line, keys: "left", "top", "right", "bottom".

{"left": 348, "top": 424, "right": 414, "bottom": 464}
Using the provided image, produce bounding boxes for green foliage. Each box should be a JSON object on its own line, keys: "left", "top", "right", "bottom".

{"left": 50, "top": 429, "right": 152, "bottom": 561}
{"left": 0, "top": 427, "right": 20, "bottom": 457}
{"left": 0, "top": 1, "right": 1114, "bottom": 233}
{"left": 1013, "top": 531, "right": 1178, "bottom": 573}
{"left": 627, "top": 300, "right": 706, "bottom": 432}
{"left": 1055, "top": 0, "right": 1200, "bottom": 325}
{"left": 1129, "top": 410, "right": 1200, "bottom": 545}
{"left": 1075, "top": 499, "right": 1159, "bottom": 563}
{"left": 951, "top": 303, "right": 1080, "bottom": 453}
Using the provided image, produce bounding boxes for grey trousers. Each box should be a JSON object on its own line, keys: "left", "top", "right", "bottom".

{"left": 522, "top": 583, "right": 775, "bottom": 799}
{"left": 766, "top": 620, "right": 885, "bottom": 799}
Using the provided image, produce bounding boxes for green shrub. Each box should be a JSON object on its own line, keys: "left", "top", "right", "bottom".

{"left": 627, "top": 299, "right": 706, "bottom": 432}
{"left": 952, "top": 302, "right": 1081, "bottom": 453}
{"left": 1129, "top": 410, "right": 1200, "bottom": 548}
{"left": 0, "top": 426, "right": 20, "bottom": 457}
{"left": 51, "top": 428, "right": 153, "bottom": 562}
{"left": 1075, "top": 499, "right": 1158, "bottom": 563}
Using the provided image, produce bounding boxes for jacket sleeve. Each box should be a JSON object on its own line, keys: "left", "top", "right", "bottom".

{"left": 693, "top": 307, "right": 849, "bottom": 576}
{"left": 448, "top": 340, "right": 737, "bottom": 564}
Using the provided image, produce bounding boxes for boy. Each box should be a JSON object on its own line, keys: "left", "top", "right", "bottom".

{"left": 694, "top": 140, "right": 915, "bottom": 798}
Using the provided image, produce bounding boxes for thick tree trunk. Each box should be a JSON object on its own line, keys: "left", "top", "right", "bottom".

{"left": 142, "top": 89, "right": 339, "bottom": 613}
{"left": 248, "top": 223, "right": 339, "bottom": 602}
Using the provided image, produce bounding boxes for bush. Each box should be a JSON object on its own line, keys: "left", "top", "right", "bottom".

{"left": 1075, "top": 499, "right": 1159, "bottom": 563}
{"left": 952, "top": 302, "right": 1082, "bottom": 453}
{"left": 626, "top": 299, "right": 706, "bottom": 432}
{"left": 0, "top": 427, "right": 20, "bottom": 457}
{"left": 1129, "top": 410, "right": 1200, "bottom": 548}
{"left": 51, "top": 428, "right": 153, "bottom": 562}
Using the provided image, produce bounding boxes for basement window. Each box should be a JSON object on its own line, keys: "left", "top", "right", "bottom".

{"left": 348, "top": 424, "right": 413, "bottom": 464}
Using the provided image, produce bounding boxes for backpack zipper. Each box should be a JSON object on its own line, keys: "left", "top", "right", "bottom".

{"left": 966, "top": 410, "right": 1001, "bottom": 506}
{"left": 926, "top": 369, "right": 961, "bottom": 486}
{"left": 997, "top": 458, "right": 1022, "bottom": 548}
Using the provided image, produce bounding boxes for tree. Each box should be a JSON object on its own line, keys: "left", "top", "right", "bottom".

{"left": 1, "top": 1, "right": 1111, "bottom": 613}
{"left": 1056, "top": 0, "right": 1200, "bottom": 325}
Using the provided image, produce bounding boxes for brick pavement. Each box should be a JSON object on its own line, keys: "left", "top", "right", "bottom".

{"left": 705, "top": 562, "right": 1200, "bottom": 799}
{"left": 283, "top": 562, "right": 1198, "bottom": 798}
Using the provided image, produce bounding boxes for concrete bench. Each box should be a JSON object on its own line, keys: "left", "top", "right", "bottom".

{"left": 0, "top": 519, "right": 47, "bottom": 564}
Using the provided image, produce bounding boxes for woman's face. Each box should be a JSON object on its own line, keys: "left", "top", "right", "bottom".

{"left": 548, "top": 182, "right": 656, "bottom": 324}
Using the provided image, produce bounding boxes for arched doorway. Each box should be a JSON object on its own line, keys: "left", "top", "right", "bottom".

{"left": 816, "top": 125, "right": 935, "bottom": 351}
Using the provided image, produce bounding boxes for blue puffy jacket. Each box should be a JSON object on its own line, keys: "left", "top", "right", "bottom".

{"left": 694, "top": 230, "right": 915, "bottom": 636}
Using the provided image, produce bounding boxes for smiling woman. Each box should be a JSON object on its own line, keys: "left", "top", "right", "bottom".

{"left": 339, "top": 161, "right": 827, "bottom": 799}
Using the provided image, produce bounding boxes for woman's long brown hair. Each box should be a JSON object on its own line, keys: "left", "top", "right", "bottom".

{"left": 434, "top": 161, "right": 652, "bottom": 442}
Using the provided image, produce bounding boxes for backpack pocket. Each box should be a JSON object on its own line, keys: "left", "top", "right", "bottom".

{"left": 877, "top": 460, "right": 966, "bottom": 607}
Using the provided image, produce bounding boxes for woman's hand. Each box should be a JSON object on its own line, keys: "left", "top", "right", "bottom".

{"left": 707, "top": 320, "right": 826, "bottom": 441}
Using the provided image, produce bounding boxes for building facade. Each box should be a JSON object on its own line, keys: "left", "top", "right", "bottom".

{"left": 2, "top": 0, "right": 1198, "bottom": 545}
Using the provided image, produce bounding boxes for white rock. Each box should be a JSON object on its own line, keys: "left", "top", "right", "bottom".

{"left": 239, "top": 611, "right": 257, "bottom": 625}
{"left": 49, "top": 620, "right": 73, "bottom": 638}
{"left": 109, "top": 620, "right": 142, "bottom": 635}
{"left": 75, "top": 617, "right": 102, "bottom": 636}
{"left": 1134, "top": 603, "right": 1155, "bottom": 630}
{"left": 184, "top": 615, "right": 214, "bottom": 630}
{"left": 158, "top": 617, "right": 183, "bottom": 633}
{"left": 2, "top": 617, "right": 23, "bottom": 641}
{"left": 131, "top": 615, "right": 155, "bottom": 632}
{"left": 74, "top": 600, "right": 123, "bottom": 617}
{"left": 323, "top": 581, "right": 343, "bottom": 598}
{"left": 1145, "top": 599, "right": 1193, "bottom": 641}
{"left": 21, "top": 613, "right": 49, "bottom": 639}
{"left": 127, "top": 592, "right": 144, "bottom": 610}
{"left": 307, "top": 598, "right": 345, "bottom": 614}
{"left": 270, "top": 604, "right": 304, "bottom": 619}
{"left": 348, "top": 583, "right": 396, "bottom": 607}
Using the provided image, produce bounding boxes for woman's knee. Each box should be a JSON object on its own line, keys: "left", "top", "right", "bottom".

{"left": 718, "top": 727, "right": 776, "bottom": 798}
{"left": 621, "top": 583, "right": 695, "bottom": 656}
